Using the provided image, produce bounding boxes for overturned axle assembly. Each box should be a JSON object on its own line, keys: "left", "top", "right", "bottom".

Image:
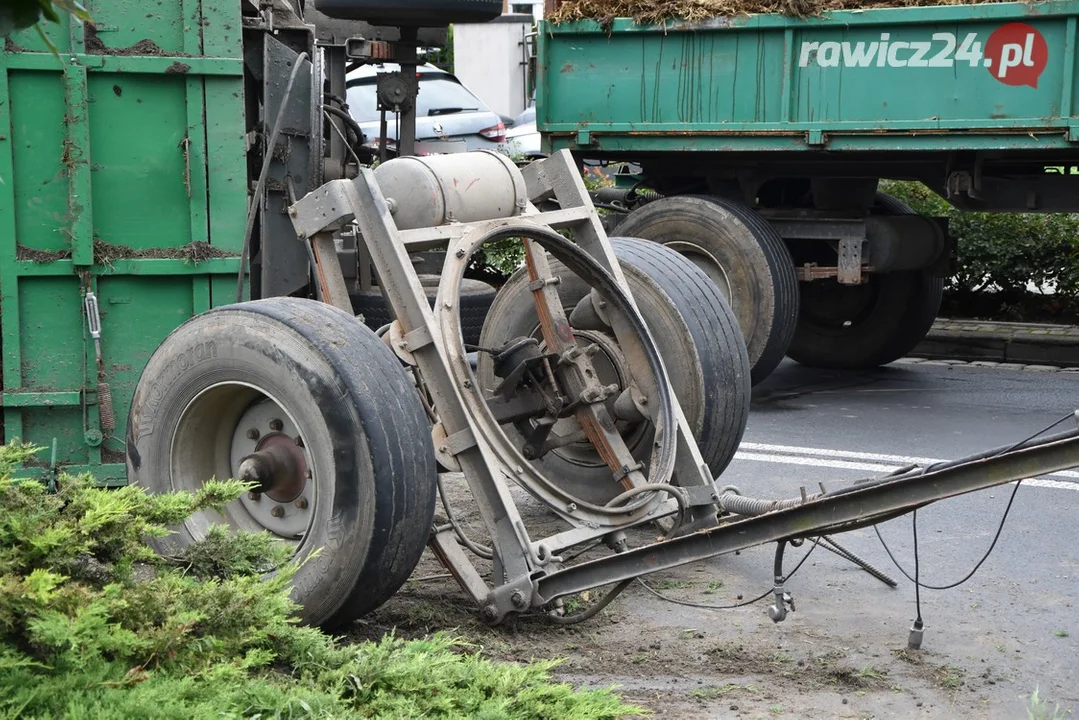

{"left": 126, "top": 148, "right": 1079, "bottom": 634}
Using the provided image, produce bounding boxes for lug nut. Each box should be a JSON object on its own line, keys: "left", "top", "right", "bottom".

{"left": 246, "top": 428, "right": 260, "bottom": 440}
{"left": 248, "top": 491, "right": 261, "bottom": 501}
{"left": 271, "top": 505, "right": 285, "bottom": 518}
{"left": 294, "top": 497, "right": 309, "bottom": 509}
{"left": 269, "top": 418, "right": 283, "bottom": 431}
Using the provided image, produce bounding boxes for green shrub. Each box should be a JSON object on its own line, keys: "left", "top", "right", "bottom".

{"left": 881, "top": 181, "right": 1079, "bottom": 309}
{"left": 0, "top": 440, "right": 642, "bottom": 719}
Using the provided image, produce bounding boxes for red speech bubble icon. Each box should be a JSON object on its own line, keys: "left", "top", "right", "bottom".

{"left": 985, "top": 22, "right": 1048, "bottom": 88}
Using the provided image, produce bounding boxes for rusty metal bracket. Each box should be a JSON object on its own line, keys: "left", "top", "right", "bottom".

{"left": 837, "top": 238, "right": 864, "bottom": 285}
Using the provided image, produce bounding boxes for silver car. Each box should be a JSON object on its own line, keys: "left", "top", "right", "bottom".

{"left": 346, "top": 63, "right": 507, "bottom": 154}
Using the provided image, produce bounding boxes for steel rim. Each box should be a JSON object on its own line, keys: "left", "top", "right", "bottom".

{"left": 169, "top": 381, "right": 317, "bottom": 546}
{"left": 663, "top": 240, "right": 734, "bottom": 306}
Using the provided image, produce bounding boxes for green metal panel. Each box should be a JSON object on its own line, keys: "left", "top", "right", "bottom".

{"left": 0, "top": 0, "right": 247, "bottom": 483}
{"left": 538, "top": 0, "right": 1079, "bottom": 153}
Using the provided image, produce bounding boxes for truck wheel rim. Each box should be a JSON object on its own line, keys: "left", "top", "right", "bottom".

{"left": 663, "top": 240, "right": 734, "bottom": 305}
{"left": 170, "top": 382, "right": 317, "bottom": 544}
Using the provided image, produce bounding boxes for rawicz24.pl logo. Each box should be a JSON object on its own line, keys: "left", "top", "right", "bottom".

{"left": 797, "top": 22, "right": 1049, "bottom": 88}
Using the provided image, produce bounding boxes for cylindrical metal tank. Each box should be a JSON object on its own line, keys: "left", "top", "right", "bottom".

{"left": 372, "top": 150, "right": 528, "bottom": 230}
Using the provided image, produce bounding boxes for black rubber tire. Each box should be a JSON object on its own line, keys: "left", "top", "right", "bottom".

{"left": 126, "top": 297, "right": 437, "bottom": 630}
{"left": 615, "top": 195, "right": 799, "bottom": 386}
{"left": 785, "top": 192, "right": 945, "bottom": 370}
{"left": 313, "top": 0, "right": 502, "bottom": 25}
{"left": 476, "top": 237, "right": 750, "bottom": 504}
{"left": 351, "top": 274, "right": 497, "bottom": 347}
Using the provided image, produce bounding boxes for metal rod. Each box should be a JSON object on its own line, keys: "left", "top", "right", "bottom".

{"left": 535, "top": 433, "right": 1079, "bottom": 604}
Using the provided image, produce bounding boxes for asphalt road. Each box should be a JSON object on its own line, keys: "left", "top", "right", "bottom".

{"left": 709, "top": 357, "right": 1079, "bottom": 716}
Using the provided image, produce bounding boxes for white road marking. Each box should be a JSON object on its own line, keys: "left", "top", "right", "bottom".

{"left": 732, "top": 442, "right": 1079, "bottom": 492}
{"left": 739, "top": 442, "right": 1079, "bottom": 480}
{"left": 734, "top": 452, "right": 896, "bottom": 474}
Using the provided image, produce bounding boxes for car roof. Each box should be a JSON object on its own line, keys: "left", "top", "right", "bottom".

{"left": 346, "top": 62, "right": 452, "bottom": 82}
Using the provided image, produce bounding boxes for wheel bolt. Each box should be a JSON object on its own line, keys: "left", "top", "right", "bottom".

{"left": 294, "top": 497, "right": 309, "bottom": 509}
{"left": 271, "top": 505, "right": 285, "bottom": 518}
{"left": 269, "top": 419, "right": 283, "bottom": 431}
{"left": 248, "top": 491, "right": 261, "bottom": 501}
{"left": 246, "top": 428, "right": 260, "bottom": 440}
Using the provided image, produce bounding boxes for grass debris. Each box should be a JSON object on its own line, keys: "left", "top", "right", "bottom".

{"left": 549, "top": 0, "right": 1030, "bottom": 26}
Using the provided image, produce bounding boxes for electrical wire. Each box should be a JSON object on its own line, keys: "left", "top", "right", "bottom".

{"left": 436, "top": 472, "right": 493, "bottom": 560}
{"left": 323, "top": 108, "right": 363, "bottom": 171}
{"left": 236, "top": 51, "right": 309, "bottom": 304}
{"left": 875, "top": 411, "right": 1075, "bottom": 591}
{"left": 547, "top": 578, "right": 634, "bottom": 625}
{"left": 637, "top": 537, "right": 821, "bottom": 611}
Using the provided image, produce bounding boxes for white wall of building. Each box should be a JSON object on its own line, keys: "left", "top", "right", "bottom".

{"left": 453, "top": 15, "right": 532, "bottom": 120}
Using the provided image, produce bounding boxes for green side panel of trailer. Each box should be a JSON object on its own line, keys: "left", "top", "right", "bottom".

{"left": 0, "top": 0, "right": 247, "bottom": 484}
{"left": 538, "top": 1, "right": 1079, "bottom": 153}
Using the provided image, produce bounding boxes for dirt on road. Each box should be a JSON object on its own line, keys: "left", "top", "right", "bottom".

{"left": 346, "top": 475, "right": 1040, "bottom": 719}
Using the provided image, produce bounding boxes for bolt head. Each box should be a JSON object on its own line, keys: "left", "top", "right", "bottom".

{"left": 269, "top": 419, "right": 284, "bottom": 432}
{"left": 455, "top": 248, "right": 466, "bottom": 258}
{"left": 481, "top": 605, "right": 498, "bottom": 621}
{"left": 248, "top": 491, "right": 261, "bottom": 501}
{"left": 246, "top": 428, "right": 260, "bottom": 440}
{"left": 294, "top": 497, "right": 309, "bottom": 509}
{"left": 511, "top": 590, "right": 527, "bottom": 608}
{"left": 271, "top": 505, "right": 285, "bottom": 518}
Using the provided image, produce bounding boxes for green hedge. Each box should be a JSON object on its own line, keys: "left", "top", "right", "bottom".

{"left": 881, "top": 182, "right": 1079, "bottom": 318}
{"left": 0, "top": 441, "right": 641, "bottom": 720}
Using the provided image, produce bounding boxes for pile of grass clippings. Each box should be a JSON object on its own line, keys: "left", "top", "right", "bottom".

{"left": 549, "top": 0, "right": 1027, "bottom": 26}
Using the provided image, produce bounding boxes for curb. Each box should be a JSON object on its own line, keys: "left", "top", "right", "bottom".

{"left": 910, "top": 319, "right": 1079, "bottom": 368}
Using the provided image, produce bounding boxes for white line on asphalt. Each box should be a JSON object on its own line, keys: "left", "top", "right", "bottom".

{"left": 731, "top": 450, "right": 1079, "bottom": 492}
{"left": 739, "top": 442, "right": 1079, "bottom": 480}
{"left": 733, "top": 452, "right": 896, "bottom": 474}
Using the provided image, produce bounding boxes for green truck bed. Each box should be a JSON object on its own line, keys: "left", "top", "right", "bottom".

{"left": 0, "top": 0, "right": 247, "bottom": 483}
{"left": 537, "top": 1, "right": 1079, "bottom": 154}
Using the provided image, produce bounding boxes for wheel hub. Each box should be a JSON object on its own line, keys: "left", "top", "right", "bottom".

{"left": 237, "top": 432, "right": 309, "bottom": 502}
{"left": 230, "top": 397, "right": 315, "bottom": 539}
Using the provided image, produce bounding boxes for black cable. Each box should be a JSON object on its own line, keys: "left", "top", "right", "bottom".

{"left": 236, "top": 52, "right": 308, "bottom": 303}
{"left": 875, "top": 476, "right": 1023, "bottom": 591}
{"left": 637, "top": 537, "right": 821, "bottom": 611}
{"left": 322, "top": 103, "right": 365, "bottom": 145}
{"left": 547, "top": 579, "right": 634, "bottom": 625}
{"left": 875, "top": 411, "right": 1074, "bottom": 591}
{"left": 435, "top": 473, "right": 493, "bottom": 560}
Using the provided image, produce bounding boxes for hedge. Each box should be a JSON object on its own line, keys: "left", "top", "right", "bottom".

{"left": 881, "top": 181, "right": 1079, "bottom": 321}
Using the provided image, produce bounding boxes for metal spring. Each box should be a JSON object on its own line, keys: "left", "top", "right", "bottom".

{"left": 97, "top": 381, "right": 116, "bottom": 433}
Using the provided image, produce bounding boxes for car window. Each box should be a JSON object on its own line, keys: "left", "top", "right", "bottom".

{"left": 346, "top": 75, "right": 488, "bottom": 123}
